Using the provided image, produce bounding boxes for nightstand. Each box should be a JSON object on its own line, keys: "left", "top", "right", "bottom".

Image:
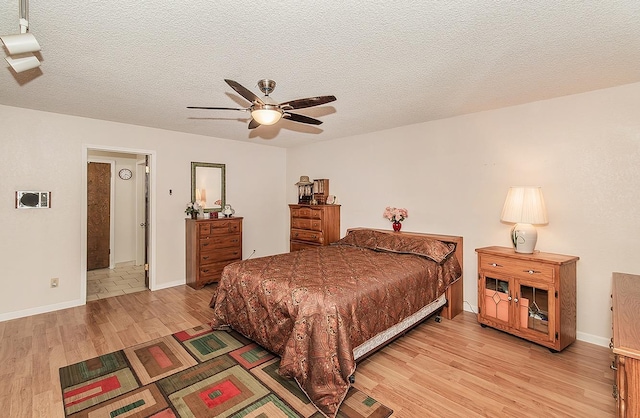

{"left": 476, "top": 246, "right": 579, "bottom": 352}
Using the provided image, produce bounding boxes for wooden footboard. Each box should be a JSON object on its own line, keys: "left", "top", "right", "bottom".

{"left": 346, "top": 228, "right": 464, "bottom": 319}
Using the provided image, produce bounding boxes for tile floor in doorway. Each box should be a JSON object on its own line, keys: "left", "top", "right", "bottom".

{"left": 87, "top": 261, "right": 147, "bottom": 301}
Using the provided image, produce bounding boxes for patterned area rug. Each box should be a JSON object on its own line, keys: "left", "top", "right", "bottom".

{"left": 59, "top": 325, "right": 393, "bottom": 418}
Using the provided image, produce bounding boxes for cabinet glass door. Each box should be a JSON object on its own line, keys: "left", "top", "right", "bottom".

{"left": 516, "top": 281, "right": 553, "bottom": 340}
{"left": 483, "top": 276, "right": 510, "bottom": 324}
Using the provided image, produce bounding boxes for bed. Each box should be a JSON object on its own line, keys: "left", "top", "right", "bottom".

{"left": 209, "top": 228, "right": 463, "bottom": 417}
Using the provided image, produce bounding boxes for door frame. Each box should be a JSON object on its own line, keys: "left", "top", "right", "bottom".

{"left": 135, "top": 159, "right": 147, "bottom": 267}
{"left": 81, "top": 144, "right": 157, "bottom": 304}
{"left": 87, "top": 158, "right": 116, "bottom": 269}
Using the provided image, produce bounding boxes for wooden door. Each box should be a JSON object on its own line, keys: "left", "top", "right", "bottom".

{"left": 87, "top": 162, "right": 111, "bottom": 270}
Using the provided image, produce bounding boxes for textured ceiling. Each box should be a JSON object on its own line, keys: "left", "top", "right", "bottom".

{"left": 1, "top": 1, "right": 640, "bottom": 148}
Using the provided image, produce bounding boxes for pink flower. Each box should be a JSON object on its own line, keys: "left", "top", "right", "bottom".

{"left": 383, "top": 206, "right": 408, "bottom": 222}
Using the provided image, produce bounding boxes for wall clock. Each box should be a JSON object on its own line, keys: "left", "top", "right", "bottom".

{"left": 118, "top": 168, "right": 132, "bottom": 180}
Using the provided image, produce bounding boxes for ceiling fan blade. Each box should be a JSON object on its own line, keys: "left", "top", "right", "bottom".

{"left": 284, "top": 112, "right": 323, "bottom": 125}
{"left": 279, "top": 95, "right": 336, "bottom": 110}
{"left": 187, "top": 106, "right": 247, "bottom": 111}
{"left": 248, "top": 119, "right": 260, "bottom": 129}
{"left": 224, "top": 79, "right": 264, "bottom": 105}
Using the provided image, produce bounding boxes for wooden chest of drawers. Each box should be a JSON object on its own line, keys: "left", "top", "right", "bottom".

{"left": 612, "top": 272, "right": 640, "bottom": 417}
{"left": 185, "top": 217, "right": 242, "bottom": 289}
{"left": 289, "top": 204, "right": 340, "bottom": 251}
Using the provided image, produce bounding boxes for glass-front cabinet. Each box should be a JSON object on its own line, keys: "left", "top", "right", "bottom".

{"left": 481, "top": 274, "right": 555, "bottom": 344}
{"left": 476, "top": 246, "right": 578, "bottom": 352}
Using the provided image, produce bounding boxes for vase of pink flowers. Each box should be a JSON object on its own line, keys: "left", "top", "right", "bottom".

{"left": 383, "top": 207, "right": 408, "bottom": 232}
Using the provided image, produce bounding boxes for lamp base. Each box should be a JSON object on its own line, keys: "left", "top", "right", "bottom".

{"left": 511, "top": 223, "right": 538, "bottom": 253}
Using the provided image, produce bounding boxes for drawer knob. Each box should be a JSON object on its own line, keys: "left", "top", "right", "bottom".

{"left": 203, "top": 256, "right": 209, "bottom": 260}
{"left": 489, "top": 263, "right": 503, "bottom": 267}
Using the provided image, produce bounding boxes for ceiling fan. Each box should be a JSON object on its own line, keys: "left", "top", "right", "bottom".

{"left": 187, "top": 79, "right": 336, "bottom": 129}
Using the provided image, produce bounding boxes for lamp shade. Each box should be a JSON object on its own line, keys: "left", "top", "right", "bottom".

{"left": 251, "top": 105, "right": 282, "bottom": 125}
{"left": 500, "top": 186, "right": 548, "bottom": 225}
{"left": 0, "top": 33, "right": 41, "bottom": 54}
{"left": 5, "top": 54, "right": 40, "bottom": 72}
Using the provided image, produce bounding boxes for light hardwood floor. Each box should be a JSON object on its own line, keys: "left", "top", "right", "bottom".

{"left": 0, "top": 285, "right": 615, "bottom": 417}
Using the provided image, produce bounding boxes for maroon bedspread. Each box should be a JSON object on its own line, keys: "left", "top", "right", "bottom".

{"left": 209, "top": 231, "right": 461, "bottom": 417}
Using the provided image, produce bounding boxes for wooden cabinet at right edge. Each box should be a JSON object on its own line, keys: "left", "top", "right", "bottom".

{"left": 612, "top": 272, "right": 640, "bottom": 417}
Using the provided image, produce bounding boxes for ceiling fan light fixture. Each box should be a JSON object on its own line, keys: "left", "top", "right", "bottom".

{"left": 251, "top": 105, "right": 283, "bottom": 125}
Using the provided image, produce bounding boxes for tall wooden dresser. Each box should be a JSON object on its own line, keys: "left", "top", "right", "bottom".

{"left": 185, "top": 217, "right": 242, "bottom": 289}
{"left": 612, "top": 272, "right": 640, "bottom": 417}
{"left": 289, "top": 204, "right": 340, "bottom": 251}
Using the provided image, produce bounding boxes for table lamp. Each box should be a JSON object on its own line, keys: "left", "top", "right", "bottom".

{"left": 500, "top": 186, "right": 548, "bottom": 253}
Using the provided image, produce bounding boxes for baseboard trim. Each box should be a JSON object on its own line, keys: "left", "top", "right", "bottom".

{"left": 0, "top": 298, "right": 84, "bottom": 323}
{"left": 152, "top": 279, "right": 186, "bottom": 291}
{"left": 576, "top": 331, "right": 610, "bottom": 348}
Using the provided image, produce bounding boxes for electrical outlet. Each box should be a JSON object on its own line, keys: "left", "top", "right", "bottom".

{"left": 51, "top": 278, "right": 59, "bottom": 288}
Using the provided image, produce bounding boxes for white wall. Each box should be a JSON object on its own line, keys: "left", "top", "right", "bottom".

{"left": 287, "top": 82, "right": 640, "bottom": 346}
{"left": 0, "top": 105, "right": 288, "bottom": 321}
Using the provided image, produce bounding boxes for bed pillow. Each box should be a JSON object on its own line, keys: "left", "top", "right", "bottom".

{"left": 373, "top": 233, "right": 456, "bottom": 264}
{"left": 332, "top": 228, "right": 380, "bottom": 250}
{"left": 334, "top": 229, "right": 456, "bottom": 264}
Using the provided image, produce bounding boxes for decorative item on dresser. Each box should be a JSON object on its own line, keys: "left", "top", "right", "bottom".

{"left": 185, "top": 217, "right": 242, "bottom": 289}
{"left": 295, "top": 176, "right": 313, "bottom": 204}
{"left": 296, "top": 177, "right": 331, "bottom": 205}
{"left": 185, "top": 201, "right": 202, "bottom": 219}
{"left": 611, "top": 272, "right": 640, "bottom": 417}
{"left": 289, "top": 204, "right": 340, "bottom": 251}
{"left": 221, "top": 203, "right": 235, "bottom": 217}
{"left": 311, "top": 178, "right": 330, "bottom": 204}
{"left": 476, "top": 246, "right": 579, "bottom": 352}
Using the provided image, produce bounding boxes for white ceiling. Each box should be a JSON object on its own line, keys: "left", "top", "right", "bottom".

{"left": 1, "top": 1, "right": 640, "bottom": 148}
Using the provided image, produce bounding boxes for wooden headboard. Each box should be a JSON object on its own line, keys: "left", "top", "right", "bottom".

{"left": 346, "top": 227, "right": 464, "bottom": 320}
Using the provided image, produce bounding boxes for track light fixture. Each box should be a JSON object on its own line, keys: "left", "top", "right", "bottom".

{"left": 0, "top": 0, "right": 41, "bottom": 73}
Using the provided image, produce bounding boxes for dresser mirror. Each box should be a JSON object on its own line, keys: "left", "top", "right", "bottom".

{"left": 191, "top": 162, "right": 225, "bottom": 212}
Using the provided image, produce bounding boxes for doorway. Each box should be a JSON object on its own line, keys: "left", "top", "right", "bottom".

{"left": 84, "top": 148, "right": 153, "bottom": 301}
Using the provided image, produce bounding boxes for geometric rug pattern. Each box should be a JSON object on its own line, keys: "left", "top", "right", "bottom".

{"left": 59, "top": 325, "right": 393, "bottom": 418}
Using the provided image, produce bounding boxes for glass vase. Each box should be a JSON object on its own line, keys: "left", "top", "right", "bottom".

{"left": 392, "top": 221, "right": 402, "bottom": 231}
